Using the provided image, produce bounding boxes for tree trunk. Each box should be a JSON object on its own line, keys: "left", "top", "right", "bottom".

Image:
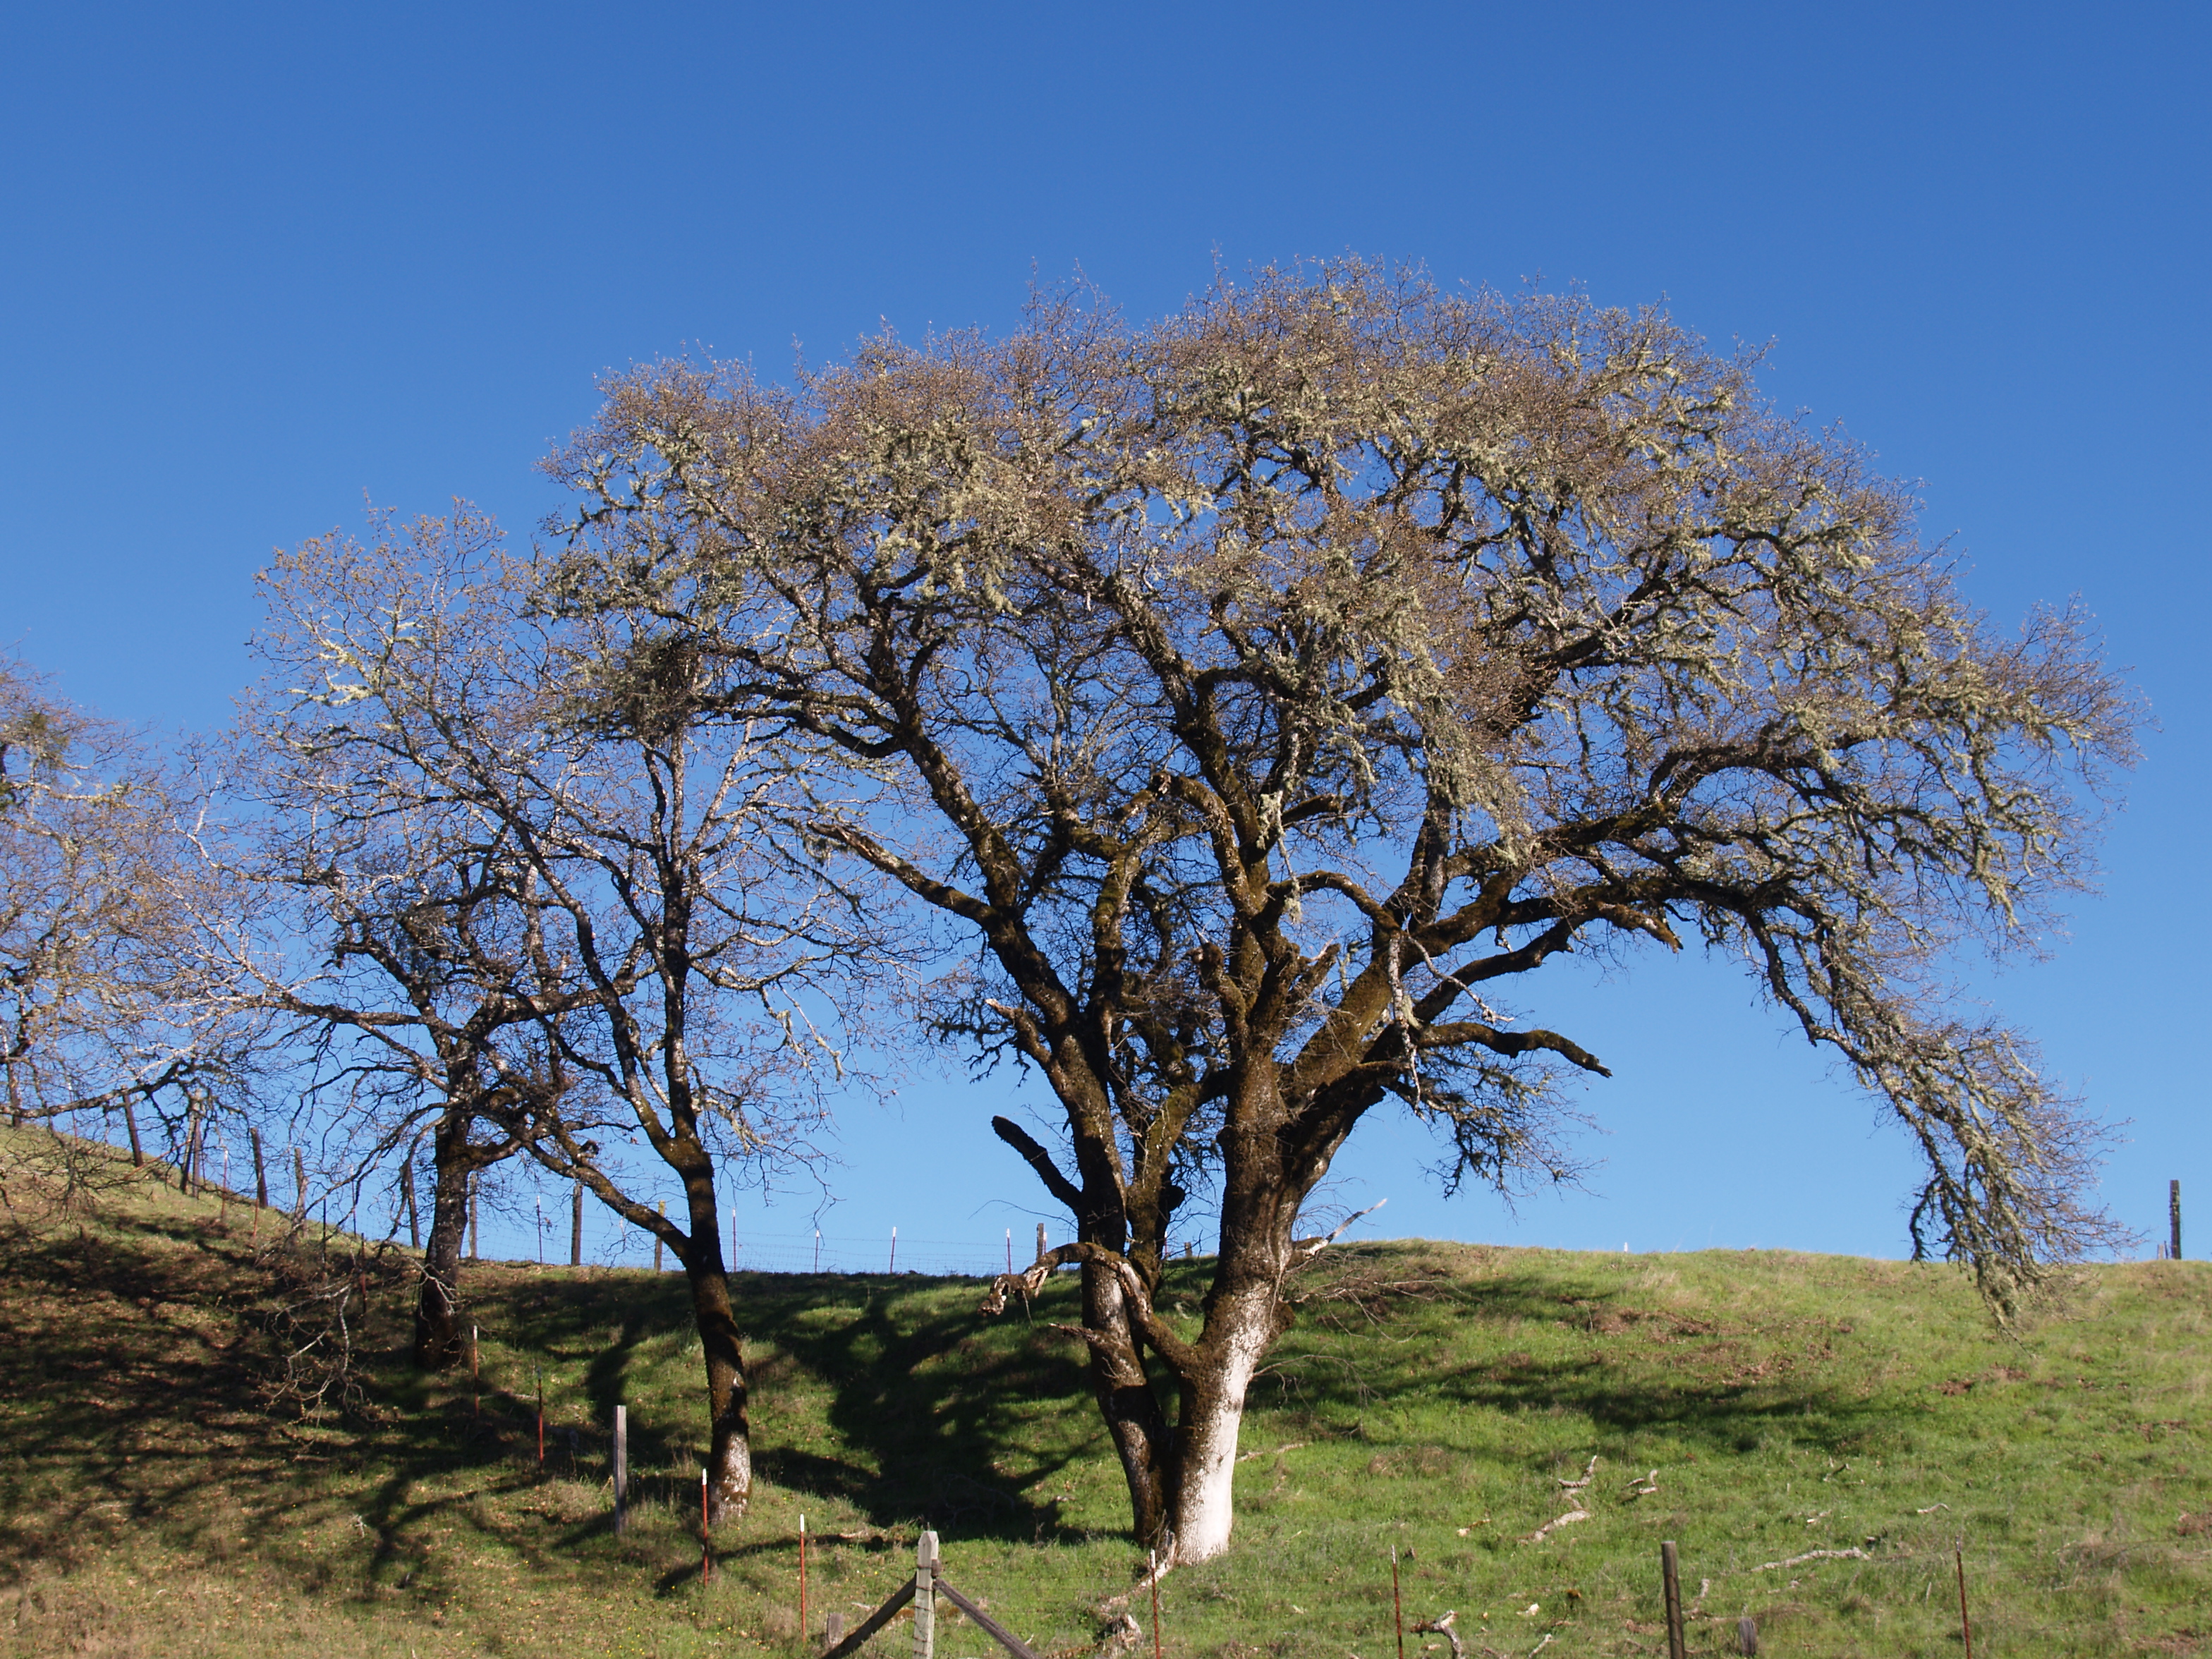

{"left": 679, "top": 1229, "right": 753, "bottom": 1524}
{"left": 1081, "top": 1259, "right": 1174, "bottom": 1550}
{"left": 413, "top": 1143, "right": 471, "bottom": 1370}
{"left": 1159, "top": 1282, "right": 1280, "bottom": 1562}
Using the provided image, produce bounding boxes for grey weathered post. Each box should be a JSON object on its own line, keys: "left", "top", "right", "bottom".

{"left": 292, "top": 1145, "right": 308, "bottom": 1223}
{"left": 613, "top": 1404, "right": 629, "bottom": 1535}
{"left": 469, "top": 1172, "right": 480, "bottom": 1260}
{"left": 2172, "top": 1179, "right": 2183, "bottom": 1261}
{"left": 1660, "top": 1541, "right": 1686, "bottom": 1659}
{"left": 913, "top": 1530, "right": 939, "bottom": 1659}
{"left": 1035, "top": 1222, "right": 1047, "bottom": 1263}
{"left": 1736, "top": 1615, "right": 1758, "bottom": 1655}
{"left": 824, "top": 1611, "right": 846, "bottom": 1652}
{"left": 571, "top": 1179, "right": 584, "bottom": 1267}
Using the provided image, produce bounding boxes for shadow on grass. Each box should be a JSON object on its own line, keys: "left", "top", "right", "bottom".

{"left": 0, "top": 1190, "right": 1939, "bottom": 1594}
{"left": 734, "top": 1270, "right": 1095, "bottom": 1541}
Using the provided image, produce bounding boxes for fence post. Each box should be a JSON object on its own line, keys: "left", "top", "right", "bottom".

{"left": 1390, "top": 1543, "right": 1404, "bottom": 1659}
{"left": 470, "top": 1174, "right": 480, "bottom": 1262}
{"left": 913, "top": 1530, "right": 938, "bottom": 1659}
{"left": 2172, "top": 1180, "right": 2183, "bottom": 1261}
{"left": 655, "top": 1201, "right": 666, "bottom": 1272}
{"left": 292, "top": 1145, "right": 308, "bottom": 1224}
{"left": 403, "top": 1154, "right": 420, "bottom": 1248}
{"left": 1036, "top": 1222, "right": 1047, "bottom": 1263}
{"left": 614, "top": 1404, "right": 628, "bottom": 1535}
{"left": 1955, "top": 1545, "right": 1974, "bottom": 1659}
{"left": 250, "top": 1126, "right": 267, "bottom": 1206}
{"left": 1660, "top": 1541, "right": 1686, "bottom": 1659}
{"left": 572, "top": 1179, "right": 584, "bottom": 1267}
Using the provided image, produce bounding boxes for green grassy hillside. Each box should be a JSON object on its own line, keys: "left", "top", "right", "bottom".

{"left": 3, "top": 1125, "right": 2207, "bottom": 1658}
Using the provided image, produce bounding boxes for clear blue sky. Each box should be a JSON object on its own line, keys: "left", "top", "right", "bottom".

{"left": 4, "top": 2, "right": 2204, "bottom": 1266}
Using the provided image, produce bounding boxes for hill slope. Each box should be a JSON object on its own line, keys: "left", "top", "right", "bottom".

{"left": 3, "top": 1124, "right": 2208, "bottom": 1658}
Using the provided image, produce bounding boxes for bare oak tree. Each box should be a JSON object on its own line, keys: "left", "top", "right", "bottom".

{"left": 1, "top": 657, "right": 241, "bottom": 1161}
{"left": 200, "top": 614, "right": 579, "bottom": 1368}
{"left": 247, "top": 508, "right": 882, "bottom": 1521}
{"left": 547, "top": 262, "right": 2138, "bottom": 1563}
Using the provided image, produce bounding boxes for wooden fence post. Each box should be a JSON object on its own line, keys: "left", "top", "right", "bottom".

{"left": 2172, "top": 1179, "right": 2183, "bottom": 1261}
{"left": 292, "top": 1145, "right": 308, "bottom": 1224}
{"left": 250, "top": 1127, "right": 267, "bottom": 1206}
{"left": 913, "top": 1530, "right": 938, "bottom": 1659}
{"left": 614, "top": 1404, "right": 628, "bottom": 1535}
{"left": 1660, "top": 1541, "right": 1686, "bottom": 1659}
{"left": 1955, "top": 1545, "right": 1974, "bottom": 1659}
{"left": 1736, "top": 1615, "right": 1758, "bottom": 1655}
{"left": 470, "top": 1174, "right": 480, "bottom": 1262}
{"left": 403, "top": 1153, "right": 419, "bottom": 1248}
{"left": 825, "top": 1611, "right": 846, "bottom": 1653}
{"left": 1035, "top": 1222, "right": 1047, "bottom": 1263}
{"left": 571, "top": 1179, "right": 584, "bottom": 1267}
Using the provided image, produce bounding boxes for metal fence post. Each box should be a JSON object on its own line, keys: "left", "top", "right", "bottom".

{"left": 614, "top": 1404, "right": 628, "bottom": 1535}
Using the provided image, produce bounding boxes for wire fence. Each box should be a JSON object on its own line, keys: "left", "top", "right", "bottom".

{"left": 723, "top": 1229, "right": 1031, "bottom": 1279}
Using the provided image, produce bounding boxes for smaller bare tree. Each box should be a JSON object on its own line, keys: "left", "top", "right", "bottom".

{"left": 249, "top": 507, "right": 891, "bottom": 1521}
{"left": 0, "top": 657, "right": 251, "bottom": 1177}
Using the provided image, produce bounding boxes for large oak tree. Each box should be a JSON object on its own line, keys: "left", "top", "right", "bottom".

{"left": 548, "top": 264, "right": 2137, "bottom": 1562}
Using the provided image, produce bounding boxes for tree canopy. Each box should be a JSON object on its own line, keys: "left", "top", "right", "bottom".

{"left": 545, "top": 262, "right": 2138, "bottom": 1561}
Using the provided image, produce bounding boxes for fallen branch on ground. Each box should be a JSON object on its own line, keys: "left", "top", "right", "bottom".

{"left": 1755, "top": 1546, "right": 1868, "bottom": 1571}
{"left": 1524, "top": 1509, "right": 1590, "bottom": 1543}
{"left": 1413, "top": 1611, "right": 1465, "bottom": 1659}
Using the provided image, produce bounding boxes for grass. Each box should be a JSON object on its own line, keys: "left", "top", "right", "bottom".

{"left": 4, "top": 1123, "right": 2210, "bottom": 1657}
